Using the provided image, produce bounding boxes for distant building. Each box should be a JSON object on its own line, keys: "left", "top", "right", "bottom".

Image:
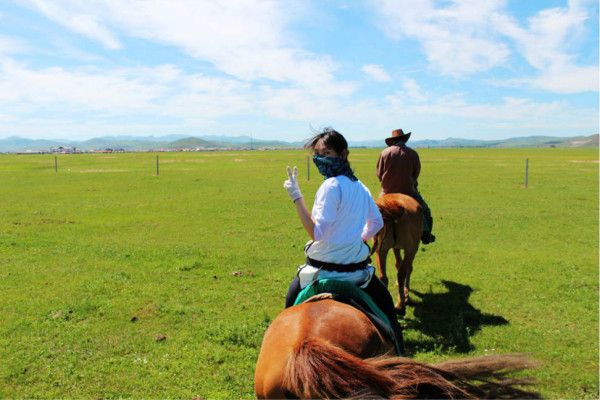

{"left": 51, "top": 146, "right": 77, "bottom": 154}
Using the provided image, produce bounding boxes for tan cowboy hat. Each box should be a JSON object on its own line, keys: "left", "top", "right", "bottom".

{"left": 385, "top": 129, "right": 411, "bottom": 146}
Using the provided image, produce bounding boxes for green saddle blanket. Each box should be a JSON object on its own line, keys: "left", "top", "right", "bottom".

{"left": 293, "top": 279, "right": 400, "bottom": 355}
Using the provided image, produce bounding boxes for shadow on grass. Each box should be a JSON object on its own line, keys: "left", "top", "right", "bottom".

{"left": 403, "top": 280, "right": 508, "bottom": 355}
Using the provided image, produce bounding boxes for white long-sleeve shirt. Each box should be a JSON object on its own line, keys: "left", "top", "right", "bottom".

{"left": 305, "top": 175, "right": 383, "bottom": 264}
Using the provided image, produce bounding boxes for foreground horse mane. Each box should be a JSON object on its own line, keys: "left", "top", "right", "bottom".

{"left": 283, "top": 337, "right": 539, "bottom": 399}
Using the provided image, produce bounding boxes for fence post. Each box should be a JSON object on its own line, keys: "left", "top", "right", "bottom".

{"left": 306, "top": 155, "right": 310, "bottom": 181}
{"left": 524, "top": 158, "right": 529, "bottom": 188}
{"left": 156, "top": 155, "right": 159, "bottom": 176}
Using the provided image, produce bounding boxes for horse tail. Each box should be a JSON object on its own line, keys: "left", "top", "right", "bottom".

{"left": 283, "top": 337, "right": 398, "bottom": 399}
{"left": 283, "top": 338, "right": 540, "bottom": 399}
{"left": 432, "top": 354, "right": 540, "bottom": 399}
{"left": 378, "top": 204, "right": 406, "bottom": 223}
{"left": 376, "top": 196, "right": 407, "bottom": 249}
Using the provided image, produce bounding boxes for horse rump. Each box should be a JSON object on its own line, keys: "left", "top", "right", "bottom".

{"left": 375, "top": 194, "right": 408, "bottom": 222}
{"left": 372, "top": 194, "right": 416, "bottom": 254}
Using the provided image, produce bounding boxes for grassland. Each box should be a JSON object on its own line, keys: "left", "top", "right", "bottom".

{"left": 0, "top": 148, "right": 597, "bottom": 399}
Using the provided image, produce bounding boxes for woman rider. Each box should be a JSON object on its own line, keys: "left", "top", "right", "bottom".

{"left": 282, "top": 127, "right": 404, "bottom": 352}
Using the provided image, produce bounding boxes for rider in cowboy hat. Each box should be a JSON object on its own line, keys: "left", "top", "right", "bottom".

{"left": 377, "top": 129, "right": 436, "bottom": 244}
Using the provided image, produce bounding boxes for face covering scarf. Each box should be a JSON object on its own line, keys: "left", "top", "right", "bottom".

{"left": 313, "top": 155, "right": 358, "bottom": 182}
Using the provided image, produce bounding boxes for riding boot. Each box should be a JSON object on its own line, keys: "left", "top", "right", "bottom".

{"left": 363, "top": 276, "right": 405, "bottom": 355}
{"left": 421, "top": 216, "right": 435, "bottom": 245}
{"left": 412, "top": 192, "right": 435, "bottom": 244}
{"left": 285, "top": 276, "right": 301, "bottom": 308}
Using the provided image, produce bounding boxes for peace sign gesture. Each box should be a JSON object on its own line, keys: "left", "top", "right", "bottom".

{"left": 283, "top": 166, "right": 302, "bottom": 202}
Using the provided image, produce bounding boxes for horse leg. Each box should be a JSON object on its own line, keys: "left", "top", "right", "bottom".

{"left": 393, "top": 248, "right": 407, "bottom": 315}
{"left": 392, "top": 248, "right": 406, "bottom": 296}
{"left": 401, "top": 248, "right": 417, "bottom": 306}
{"left": 375, "top": 247, "right": 390, "bottom": 288}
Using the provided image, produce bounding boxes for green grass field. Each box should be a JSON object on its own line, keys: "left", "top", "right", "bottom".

{"left": 0, "top": 148, "right": 597, "bottom": 399}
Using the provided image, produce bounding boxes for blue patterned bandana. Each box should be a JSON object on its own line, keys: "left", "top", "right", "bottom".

{"left": 312, "top": 155, "right": 358, "bottom": 181}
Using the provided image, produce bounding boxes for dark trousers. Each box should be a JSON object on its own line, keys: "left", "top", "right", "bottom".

{"left": 412, "top": 191, "right": 434, "bottom": 234}
{"left": 285, "top": 275, "right": 405, "bottom": 354}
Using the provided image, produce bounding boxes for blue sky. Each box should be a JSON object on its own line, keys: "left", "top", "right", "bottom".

{"left": 0, "top": 0, "right": 598, "bottom": 142}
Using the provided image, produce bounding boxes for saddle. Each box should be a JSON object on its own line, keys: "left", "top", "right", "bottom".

{"left": 293, "top": 279, "right": 401, "bottom": 355}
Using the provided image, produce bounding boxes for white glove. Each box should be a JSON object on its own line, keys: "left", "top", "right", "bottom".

{"left": 283, "top": 166, "right": 302, "bottom": 202}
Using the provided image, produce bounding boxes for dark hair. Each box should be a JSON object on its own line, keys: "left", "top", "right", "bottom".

{"left": 304, "top": 127, "right": 349, "bottom": 155}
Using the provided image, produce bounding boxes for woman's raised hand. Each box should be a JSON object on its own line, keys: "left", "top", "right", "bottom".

{"left": 283, "top": 166, "right": 302, "bottom": 202}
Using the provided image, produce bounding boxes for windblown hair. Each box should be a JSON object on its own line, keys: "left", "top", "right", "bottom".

{"left": 283, "top": 337, "right": 540, "bottom": 399}
{"left": 304, "top": 127, "right": 349, "bottom": 156}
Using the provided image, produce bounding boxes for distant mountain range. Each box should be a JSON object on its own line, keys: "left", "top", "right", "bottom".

{"left": 0, "top": 134, "right": 597, "bottom": 153}
{"left": 352, "top": 134, "right": 599, "bottom": 149}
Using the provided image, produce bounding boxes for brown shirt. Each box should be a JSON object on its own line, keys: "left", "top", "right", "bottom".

{"left": 376, "top": 144, "right": 420, "bottom": 195}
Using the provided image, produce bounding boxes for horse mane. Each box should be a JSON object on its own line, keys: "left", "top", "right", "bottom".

{"left": 283, "top": 337, "right": 540, "bottom": 399}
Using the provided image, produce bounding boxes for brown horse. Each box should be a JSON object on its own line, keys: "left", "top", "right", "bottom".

{"left": 372, "top": 193, "right": 423, "bottom": 315}
{"left": 254, "top": 297, "right": 538, "bottom": 399}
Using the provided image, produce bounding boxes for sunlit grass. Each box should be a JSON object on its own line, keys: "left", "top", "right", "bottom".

{"left": 0, "top": 148, "right": 597, "bottom": 398}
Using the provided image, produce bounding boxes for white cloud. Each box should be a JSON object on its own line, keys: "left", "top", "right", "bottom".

{"left": 373, "top": 0, "right": 598, "bottom": 93}
{"left": 2, "top": 1, "right": 597, "bottom": 140}
{"left": 530, "top": 65, "right": 598, "bottom": 94}
{"left": 497, "top": 64, "right": 599, "bottom": 94}
{"left": 382, "top": 92, "right": 597, "bottom": 134}
{"left": 0, "top": 55, "right": 598, "bottom": 138}
{"left": 0, "top": 35, "right": 30, "bottom": 56}
{"left": 0, "top": 56, "right": 595, "bottom": 140}
{"left": 0, "top": 60, "right": 163, "bottom": 111}
{"left": 362, "top": 64, "right": 391, "bottom": 82}
{"left": 491, "top": 1, "right": 598, "bottom": 93}
{"left": 375, "top": 0, "right": 510, "bottom": 76}
{"left": 401, "top": 79, "right": 427, "bottom": 102}
{"left": 23, "top": 0, "right": 350, "bottom": 90}
{"left": 106, "top": 0, "right": 311, "bottom": 83}
{"left": 26, "top": 0, "right": 121, "bottom": 49}
{"left": 0, "top": 59, "right": 264, "bottom": 129}
{"left": 0, "top": 57, "right": 357, "bottom": 138}
{"left": 492, "top": 1, "right": 589, "bottom": 70}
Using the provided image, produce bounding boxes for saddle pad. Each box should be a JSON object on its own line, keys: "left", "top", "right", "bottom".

{"left": 293, "top": 279, "right": 401, "bottom": 355}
